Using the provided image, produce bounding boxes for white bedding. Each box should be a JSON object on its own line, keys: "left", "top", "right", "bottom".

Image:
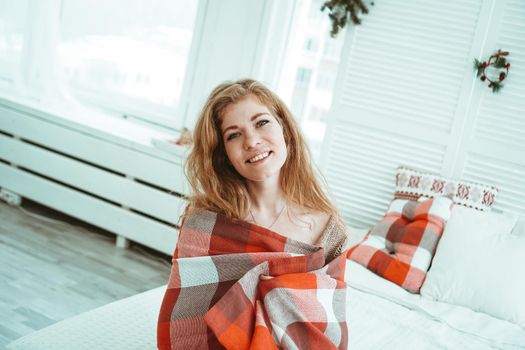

{"left": 345, "top": 260, "right": 525, "bottom": 350}
{"left": 7, "top": 262, "right": 525, "bottom": 349}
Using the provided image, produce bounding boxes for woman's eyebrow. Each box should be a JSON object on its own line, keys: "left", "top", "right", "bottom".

{"left": 222, "top": 112, "right": 269, "bottom": 134}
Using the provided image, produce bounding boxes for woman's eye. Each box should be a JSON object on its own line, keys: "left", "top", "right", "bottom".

{"left": 227, "top": 132, "right": 240, "bottom": 141}
{"left": 256, "top": 119, "right": 269, "bottom": 127}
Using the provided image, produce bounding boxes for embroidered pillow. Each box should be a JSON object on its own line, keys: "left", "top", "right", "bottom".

{"left": 395, "top": 166, "right": 498, "bottom": 211}
{"left": 347, "top": 197, "right": 452, "bottom": 293}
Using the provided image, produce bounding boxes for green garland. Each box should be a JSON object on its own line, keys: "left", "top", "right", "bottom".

{"left": 474, "top": 49, "right": 511, "bottom": 93}
{"left": 321, "top": 0, "right": 373, "bottom": 38}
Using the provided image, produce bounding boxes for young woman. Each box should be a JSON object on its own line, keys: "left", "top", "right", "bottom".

{"left": 158, "top": 79, "right": 348, "bottom": 349}
{"left": 186, "top": 78, "right": 347, "bottom": 258}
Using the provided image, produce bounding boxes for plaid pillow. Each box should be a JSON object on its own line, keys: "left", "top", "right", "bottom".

{"left": 347, "top": 197, "right": 453, "bottom": 293}
{"left": 395, "top": 166, "right": 498, "bottom": 211}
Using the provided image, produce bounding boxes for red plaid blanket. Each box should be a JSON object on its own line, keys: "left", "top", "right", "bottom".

{"left": 157, "top": 209, "right": 349, "bottom": 349}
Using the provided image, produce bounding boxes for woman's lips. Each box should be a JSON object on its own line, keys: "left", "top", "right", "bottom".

{"left": 246, "top": 151, "right": 272, "bottom": 164}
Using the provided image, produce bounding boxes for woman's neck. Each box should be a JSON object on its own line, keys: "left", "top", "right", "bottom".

{"left": 246, "top": 176, "right": 286, "bottom": 215}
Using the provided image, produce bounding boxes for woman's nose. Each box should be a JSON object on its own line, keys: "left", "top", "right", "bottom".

{"left": 243, "top": 130, "right": 261, "bottom": 150}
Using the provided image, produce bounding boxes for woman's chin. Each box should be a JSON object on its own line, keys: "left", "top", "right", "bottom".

{"left": 242, "top": 170, "right": 282, "bottom": 184}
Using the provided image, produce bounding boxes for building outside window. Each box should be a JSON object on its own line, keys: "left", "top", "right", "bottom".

{"left": 277, "top": 0, "right": 346, "bottom": 161}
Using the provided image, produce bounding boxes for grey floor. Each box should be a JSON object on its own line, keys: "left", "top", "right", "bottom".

{"left": 0, "top": 199, "right": 172, "bottom": 347}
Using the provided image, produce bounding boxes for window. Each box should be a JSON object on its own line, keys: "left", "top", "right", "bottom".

{"left": 296, "top": 67, "right": 313, "bottom": 84}
{"left": 57, "top": 0, "right": 200, "bottom": 128}
{"left": 323, "top": 38, "right": 342, "bottom": 59}
{"left": 316, "top": 71, "right": 335, "bottom": 90}
{"left": 304, "top": 37, "right": 318, "bottom": 51}
{"left": 0, "top": 0, "right": 28, "bottom": 86}
{"left": 277, "top": 0, "right": 346, "bottom": 161}
{"left": 1, "top": 1, "right": 296, "bottom": 134}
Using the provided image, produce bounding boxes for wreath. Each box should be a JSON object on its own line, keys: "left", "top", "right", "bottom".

{"left": 474, "top": 49, "right": 511, "bottom": 93}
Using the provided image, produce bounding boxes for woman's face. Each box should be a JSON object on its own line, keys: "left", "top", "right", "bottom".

{"left": 220, "top": 94, "right": 287, "bottom": 183}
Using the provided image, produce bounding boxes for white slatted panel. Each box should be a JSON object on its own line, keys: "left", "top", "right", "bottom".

{"left": 0, "top": 134, "right": 187, "bottom": 224}
{"left": 0, "top": 162, "right": 179, "bottom": 255}
{"left": 322, "top": 0, "right": 483, "bottom": 228}
{"left": 463, "top": 153, "right": 525, "bottom": 215}
{"left": 461, "top": 0, "right": 525, "bottom": 216}
{"left": 0, "top": 104, "right": 188, "bottom": 194}
{"left": 474, "top": 1, "right": 525, "bottom": 147}
{"left": 325, "top": 122, "right": 446, "bottom": 228}
{"left": 339, "top": 0, "right": 482, "bottom": 133}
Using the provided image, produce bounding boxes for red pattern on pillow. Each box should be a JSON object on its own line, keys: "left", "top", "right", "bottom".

{"left": 395, "top": 166, "right": 498, "bottom": 211}
{"left": 347, "top": 197, "right": 453, "bottom": 293}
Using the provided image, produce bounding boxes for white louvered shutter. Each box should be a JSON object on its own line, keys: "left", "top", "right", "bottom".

{"left": 455, "top": 0, "right": 525, "bottom": 216}
{"left": 321, "top": 0, "right": 488, "bottom": 228}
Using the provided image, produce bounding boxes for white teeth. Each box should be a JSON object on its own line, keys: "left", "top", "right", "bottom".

{"left": 248, "top": 151, "right": 270, "bottom": 163}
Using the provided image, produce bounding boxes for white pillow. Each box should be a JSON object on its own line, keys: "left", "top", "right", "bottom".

{"left": 420, "top": 205, "right": 524, "bottom": 328}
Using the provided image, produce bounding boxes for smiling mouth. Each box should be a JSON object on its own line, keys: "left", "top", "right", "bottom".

{"left": 246, "top": 151, "right": 272, "bottom": 164}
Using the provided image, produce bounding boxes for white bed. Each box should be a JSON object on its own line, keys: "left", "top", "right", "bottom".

{"left": 344, "top": 260, "right": 525, "bottom": 350}
{"left": 7, "top": 263, "right": 525, "bottom": 350}
{"left": 7, "top": 244, "right": 525, "bottom": 349}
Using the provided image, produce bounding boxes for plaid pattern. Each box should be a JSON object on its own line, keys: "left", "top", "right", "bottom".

{"left": 348, "top": 197, "right": 452, "bottom": 293}
{"left": 157, "top": 209, "right": 349, "bottom": 349}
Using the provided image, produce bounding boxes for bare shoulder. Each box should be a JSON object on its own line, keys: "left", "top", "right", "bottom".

{"left": 310, "top": 210, "right": 331, "bottom": 231}
{"left": 288, "top": 205, "right": 331, "bottom": 232}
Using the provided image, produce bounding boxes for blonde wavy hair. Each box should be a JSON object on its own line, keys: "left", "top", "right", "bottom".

{"left": 185, "top": 78, "right": 340, "bottom": 222}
